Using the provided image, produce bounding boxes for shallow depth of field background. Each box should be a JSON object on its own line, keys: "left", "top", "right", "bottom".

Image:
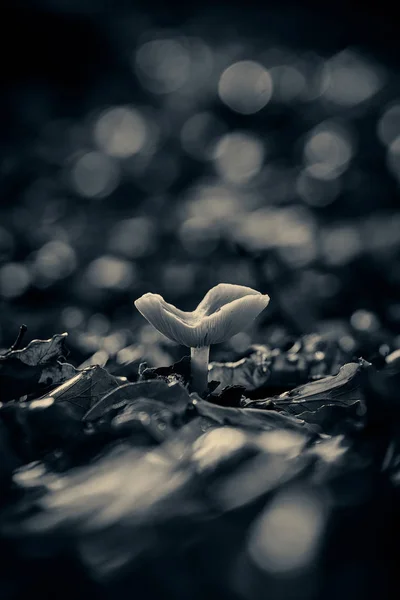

{"left": 1, "top": 1, "right": 400, "bottom": 365}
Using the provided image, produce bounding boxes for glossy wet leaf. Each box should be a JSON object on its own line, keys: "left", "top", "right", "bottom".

{"left": 242, "top": 361, "right": 369, "bottom": 431}
{"left": 49, "top": 365, "right": 126, "bottom": 417}
{"left": 84, "top": 379, "right": 191, "bottom": 421}
{"left": 208, "top": 349, "right": 271, "bottom": 393}
{"left": 1, "top": 332, "right": 68, "bottom": 364}
{"left": 109, "top": 397, "right": 187, "bottom": 443}
{"left": 208, "top": 337, "right": 350, "bottom": 397}
{"left": 295, "top": 403, "right": 363, "bottom": 435}
{"left": 191, "top": 395, "right": 320, "bottom": 435}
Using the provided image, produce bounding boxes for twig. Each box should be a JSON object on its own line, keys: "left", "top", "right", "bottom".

{"left": 10, "top": 324, "right": 28, "bottom": 352}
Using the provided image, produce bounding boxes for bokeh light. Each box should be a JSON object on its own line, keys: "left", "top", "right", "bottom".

{"left": 248, "top": 488, "right": 326, "bottom": 574}
{"left": 296, "top": 168, "right": 341, "bottom": 206}
{"left": 212, "top": 131, "right": 265, "bottom": 185}
{"left": 184, "top": 182, "right": 242, "bottom": 224}
{"left": 61, "top": 307, "right": 85, "bottom": 330}
{"left": 387, "top": 136, "right": 400, "bottom": 182}
{"left": 0, "top": 263, "right": 31, "bottom": 299}
{"left": 179, "top": 217, "right": 220, "bottom": 256}
{"left": 218, "top": 60, "right": 273, "bottom": 114}
{"left": 134, "top": 37, "right": 191, "bottom": 94}
{"left": 32, "top": 241, "right": 77, "bottom": 285}
{"left": 257, "top": 429, "right": 306, "bottom": 457}
{"left": 304, "top": 123, "right": 353, "bottom": 180}
{"left": 236, "top": 206, "right": 316, "bottom": 255}
{"left": 180, "top": 112, "right": 227, "bottom": 161}
{"left": 71, "top": 151, "right": 120, "bottom": 198}
{"left": 94, "top": 107, "right": 148, "bottom": 158}
{"left": 320, "top": 50, "right": 383, "bottom": 106}
{"left": 321, "top": 225, "right": 362, "bottom": 266}
{"left": 269, "top": 64, "right": 306, "bottom": 102}
{"left": 350, "top": 309, "right": 380, "bottom": 332}
{"left": 377, "top": 103, "right": 400, "bottom": 147}
{"left": 363, "top": 212, "right": 400, "bottom": 251}
{"left": 86, "top": 256, "right": 136, "bottom": 290}
{"left": 192, "top": 427, "right": 247, "bottom": 472}
{"left": 108, "top": 217, "right": 156, "bottom": 258}
{"left": 87, "top": 313, "right": 110, "bottom": 336}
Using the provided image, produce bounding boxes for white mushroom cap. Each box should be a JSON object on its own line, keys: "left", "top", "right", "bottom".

{"left": 134, "top": 283, "right": 270, "bottom": 347}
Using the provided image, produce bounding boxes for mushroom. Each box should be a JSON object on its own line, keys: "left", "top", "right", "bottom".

{"left": 134, "top": 283, "right": 270, "bottom": 395}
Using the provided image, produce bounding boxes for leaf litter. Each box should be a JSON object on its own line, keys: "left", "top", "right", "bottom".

{"left": 0, "top": 330, "right": 399, "bottom": 599}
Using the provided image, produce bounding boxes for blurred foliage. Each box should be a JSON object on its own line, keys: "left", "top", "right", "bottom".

{"left": 1, "top": 4, "right": 400, "bottom": 369}
{"left": 1, "top": 335, "right": 400, "bottom": 600}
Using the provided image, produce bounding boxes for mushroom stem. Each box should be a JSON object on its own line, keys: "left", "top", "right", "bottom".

{"left": 190, "top": 346, "right": 210, "bottom": 395}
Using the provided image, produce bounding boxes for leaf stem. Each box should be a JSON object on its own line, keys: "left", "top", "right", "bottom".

{"left": 190, "top": 346, "right": 210, "bottom": 395}
{"left": 10, "top": 324, "right": 28, "bottom": 352}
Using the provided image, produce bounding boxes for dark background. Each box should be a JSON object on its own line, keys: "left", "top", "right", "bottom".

{"left": 0, "top": 0, "right": 399, "bottom": 366}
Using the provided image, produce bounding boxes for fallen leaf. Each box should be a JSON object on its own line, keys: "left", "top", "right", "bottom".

{"left": 242, "top": 361, "right": 369, "bottom": 431}
{"left": 49, "top": 365, "right": 126, "bottom": 417}
{"left": 208, "top": 350, "right": 271, "bottom": 393}
{"left": 138, "top": 356, "right": 191, "bottom": 387}
{"left": 191, "top": 395, "right": 320, "bottom": 435}
{"left": 84, "top": 379, "right": 191, "bottom": 422}
{"left": 0, "top": 333, "right": 76, "bottom": 402}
